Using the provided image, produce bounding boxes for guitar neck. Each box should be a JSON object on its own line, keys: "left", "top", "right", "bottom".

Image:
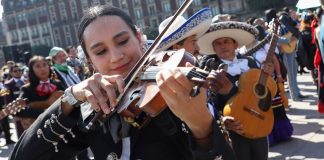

{"left": 244, "top": 35, "right": 271, "bottom": 57}
{"left": 259, "top": 33, "right": 279, "bottom": 85}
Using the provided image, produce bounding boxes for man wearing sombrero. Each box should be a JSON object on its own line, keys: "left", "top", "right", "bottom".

{"left": 198, "top": 21, "right": 274, "bottom": 160}
{"left": 156, "top": 8, "right": 212, "bottom": 58}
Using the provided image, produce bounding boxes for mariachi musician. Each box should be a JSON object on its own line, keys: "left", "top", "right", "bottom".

{"left": 197, "top": 21, "right": 274, "bottom": 160}
{"left": 10, "top": 5, "right": 235, "bottom": 160}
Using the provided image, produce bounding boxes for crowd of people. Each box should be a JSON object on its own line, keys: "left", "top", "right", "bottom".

{"left": 0, "top": 2, "right": 321, "bottom": 160}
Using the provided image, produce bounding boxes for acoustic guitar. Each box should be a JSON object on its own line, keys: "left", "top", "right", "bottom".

{"left": 0, "top": 91, "right": 63, "bottom": 120}
{"left": 279, "top": 31, "right": 297, "bottom": 54}
{"left": 223, "top": 22, "right": 279, "bottom": 139}
{"left": 0, "top": 98, "right": 27, "bottom": 120}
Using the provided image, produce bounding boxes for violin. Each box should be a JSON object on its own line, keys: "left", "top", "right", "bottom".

{"left": 84, "top": 0, "right": 229, "bottom": 129}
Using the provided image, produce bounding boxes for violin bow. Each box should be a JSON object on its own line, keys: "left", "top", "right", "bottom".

{"left": 86, "top": 0, "right": 193, "bottom": 130}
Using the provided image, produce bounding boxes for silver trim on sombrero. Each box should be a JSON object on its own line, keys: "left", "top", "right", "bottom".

{"left": 157, "top": 10, "right": 212, "bottom": 50}
{"left": 207, "top": 21, "right": 259, "bottom": 37}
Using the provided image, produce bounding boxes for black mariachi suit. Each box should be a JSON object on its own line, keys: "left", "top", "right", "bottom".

{"left": 10, "top": 100, "right": 235, "bottom": 160}
{"left": 18, "top": 80, "right": 65, "bottom": 119}
{"left": 200, "top": 54, "right": 269, "bottom": 160}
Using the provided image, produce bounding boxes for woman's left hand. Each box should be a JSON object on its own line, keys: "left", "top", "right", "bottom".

{"left": 156, "top": 67, "right": 212, "bottom": 139}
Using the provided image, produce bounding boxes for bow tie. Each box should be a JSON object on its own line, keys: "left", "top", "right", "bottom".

{"left": 36, "top": 81, "right": 57, "bottom": 96}
{"left": 226, "top": 59, "right": 250, "bottom": 76}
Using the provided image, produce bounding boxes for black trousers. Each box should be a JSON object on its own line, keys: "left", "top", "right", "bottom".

{"left": 1, "top": 116, "right": 12, "bottom": 141}
{"left": 230, "top": 132, "right": 268, "bottom": 160}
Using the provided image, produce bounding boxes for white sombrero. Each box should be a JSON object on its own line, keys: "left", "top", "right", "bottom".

{"left": 197, "top": 21, "right": 259, "bottom": 55}
{"left": 156, "top": 8, "right": 212, "bottom": 52}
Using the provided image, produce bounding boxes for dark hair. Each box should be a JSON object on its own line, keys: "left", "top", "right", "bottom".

{"left": 283, "top": 7, "right": 290, "bottom": 13}
{"left": 65, "top": 45, "right": 74, "bottom": 54}
{"left": 316, "top": 8, "right": 323, "bottom": 19}
{"left": 246, "top": 17, "right": 256, "bottom": 25}
{"left": 78, "top": 5, "right": 137, "bottom": 58}
{"left": 28, "top": 56, "right": 52, "bottom": 89}
{"left": 255, "top": 25, "right": 266, "bottom": 41}
{"left": 9, "top": 64, "right": 20, "bottom": 73}
{"left": 265, "top": 8, "right": 277, "bottom": 23}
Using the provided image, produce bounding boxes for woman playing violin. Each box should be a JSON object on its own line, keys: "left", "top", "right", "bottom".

{"left": 15, "top": 56, "right": 65, "bottom": 135}
{"left": 10, "top": 5, "right": 234, "bottom": 160}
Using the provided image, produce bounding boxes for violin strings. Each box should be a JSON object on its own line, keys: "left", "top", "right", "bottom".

{"left": 187, "top": 71, "right": 207, "bottom": 80}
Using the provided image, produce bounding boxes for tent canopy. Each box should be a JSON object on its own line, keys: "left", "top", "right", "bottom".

{"left": 296, "top": 0, "right": 321, "bottom": 9}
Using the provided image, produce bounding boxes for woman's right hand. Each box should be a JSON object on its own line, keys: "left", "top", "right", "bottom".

{"left": 223, "top": 116, "right": 244, "bottom": 135}
{"left": 71, "top": 73, "right": 125, "bottom": 114}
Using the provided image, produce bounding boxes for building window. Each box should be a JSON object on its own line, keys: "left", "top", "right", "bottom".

{"left": 92, "top": 0, "right": 100, "bottom": 6}
{"left": 134, "top": 0, "right": 141, "bottom": 6}
{"left": 42, "top": 24, "right": 49, "bottom": 34}
{"left": 70, "top": 0, "right": 78, "bottom": 20}
{"left": 5, "top": 15, "right": 15, "bottom": 26}
{"left": 11, "top": 31, "right": 18, "bottom": 41}
{"left": 58, "top": 2, "right": 68, "bottom": 21}
{"left": 151, "top": 18, "right": 158, "bottom": 28}
{"left": 120, "top": 0, "right": 127, "bottom": 9}
{"left": 74, "top": 23, "right": 79, "bottom": 42}
{"left": 17, "top": 13, "right": 26, "bottom": 22}
{"left": 54, "top": 28, "right": 61, "bottom": 47}
{"left": 21, "top": 28, "right": 29, "bottom": 39}
{"left": 148, "top": 5, "right": 156, "bottom": 16}
{"left": 137, "top": 20, "right": 145, "bottom": 28}
{"left": 193, "top": 0, "right": 201, "bottom": 6}
{"left": 147, "top": 0, "right": 155, "bottom": 4}
{"left": 177, "top": 0, "right": 185, "bottom": 7}
{"left": 134, "top": 8, "right": 143, "bottom": 19}
{"left": 64, "top": 26, "right": 72, "bottom": 45}
{"left": 210, "top": 6, "right": 219, "bottom": 15}
{"left": 39, "top": 7, "right": 47, "bottom": 18}
{"left": 31, "top": 26, "right": 39, "bottom": 37}
{"left": 162, "top": 1, "right": 171, "bottom": 13}
{"left": 44, "top": 37, "right": 53, "bottom": 46}
{"left": 81, "top": 0, "right": 89, "bottom": 12}
{"left": 49, "top": 6, "right": 57, "bottom": 23}
{"left": 105, "top": 0, "right": 112, "bottom": 5}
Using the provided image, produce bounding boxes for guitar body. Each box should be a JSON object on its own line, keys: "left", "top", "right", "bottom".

{"left": 280, "top": 32, "right": 297, "bottom": 54}
{"left": 224, "top": 69, "right": 277, "bottom": 139}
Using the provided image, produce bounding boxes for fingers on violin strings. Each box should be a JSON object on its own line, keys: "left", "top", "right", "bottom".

{"left": 84, "top": 89, "right": 101, "bottom": 112}
{"left": 88, "top": 81, "right": 110, "bottom": 114}
{"left": 95, "top": 75, "right": 117, "bottom": 108}
{"left": 156, "top": 70, "right": 177, "bottom": 101}
{"left": 102, "top": 75, "right": 125, "bottom": 93}
{"left": 172, "top": 68, "right": 193, "bottom": 90}
{"left": 163, "top": 69, "right": 189, "bottom": 96}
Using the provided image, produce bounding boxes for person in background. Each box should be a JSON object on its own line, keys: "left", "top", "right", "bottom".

{"left": 4, "top": 65, "right": 25, "bottom": 137}
{"left": 156, "top": 8, "right": 212, "bottom": 58}
{"left": 66, "top": 46, "right": 85, "bottom": 80}
{"left": 0, "top": 74, "right": 14, "bottom": 145}
{"left": 198, "top": 21, "right": 274, "bottom": 160}
{"left": 49, "top": 47, "right": 81, "bottom": 89}
{"left": 17, "top": 56, "right": 65, "bottom": 131}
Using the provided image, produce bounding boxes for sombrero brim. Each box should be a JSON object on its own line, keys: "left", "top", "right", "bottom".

{"left": 156, "top": 8, "right": 212, "bottom": 52}
{"left": 198, "top": 22, "right": 258, "bottom": 55}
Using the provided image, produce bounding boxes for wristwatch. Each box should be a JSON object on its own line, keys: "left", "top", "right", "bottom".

{"left": 62, "top": 86, "right": 82, "bottom": 107}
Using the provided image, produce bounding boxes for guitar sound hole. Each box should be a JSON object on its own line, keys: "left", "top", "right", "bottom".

{"left": 255, "top": 84, "right": 266, "bottom": 97}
